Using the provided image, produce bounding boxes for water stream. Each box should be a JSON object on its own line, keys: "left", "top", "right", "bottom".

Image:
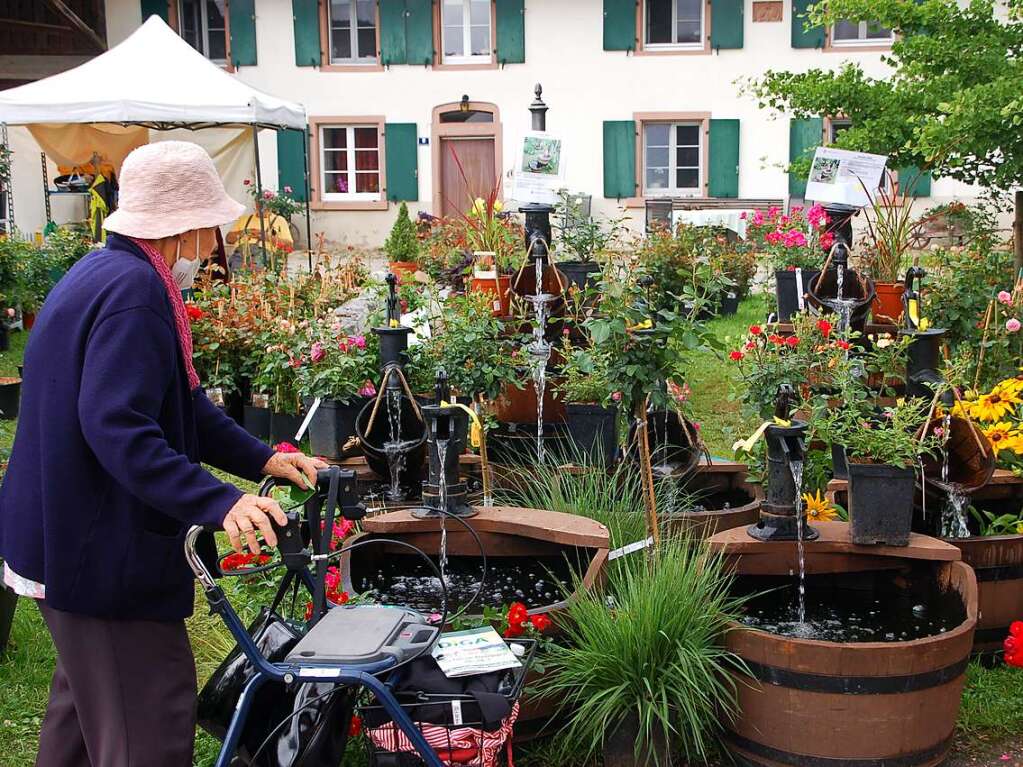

{"left": 526, "top": 256, "right": 553, "bottom": 464}
{"left": 936, "top": 414, "right": 971, "bottom": 538}
{"left": 436, "top": 438, "right": 449, "bottom": 578}
{"left": 790, "top": 459, "right": 809, "bottom": 630}
{"left": 384, "top": 387, "right": 405, "bottom": 501}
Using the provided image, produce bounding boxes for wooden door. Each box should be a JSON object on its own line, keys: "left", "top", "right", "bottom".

{"left": 439, "top": 137, "right": 497, "bottom": 219}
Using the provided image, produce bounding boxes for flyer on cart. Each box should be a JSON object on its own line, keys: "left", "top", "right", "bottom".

{"left": 431, "top": 627, "right": 522, "bottom": 678}
{"left": 805, "top": 147, "right": 888, "bottom": 208}
{"left": 512, "top": 131, "right": 566, "bottom": 205}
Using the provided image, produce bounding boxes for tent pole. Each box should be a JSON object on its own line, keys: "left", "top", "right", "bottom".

{"left": 251, "top": 126, "right": 269, "bottom": 272}
{"left": 302, "top": 126, "right": 313, "bottom": 273}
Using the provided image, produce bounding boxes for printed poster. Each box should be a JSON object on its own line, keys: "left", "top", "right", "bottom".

{"left": 804, "top": 147, "right": 889, "bottom": 208}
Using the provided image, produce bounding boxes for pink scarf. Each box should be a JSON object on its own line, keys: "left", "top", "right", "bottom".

{"left": 129, "top": 237, "right": 201, "bottom": 391}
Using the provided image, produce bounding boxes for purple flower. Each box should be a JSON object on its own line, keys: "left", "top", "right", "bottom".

{"left": 283, "top": 185, "right": 293, "bottom": 194}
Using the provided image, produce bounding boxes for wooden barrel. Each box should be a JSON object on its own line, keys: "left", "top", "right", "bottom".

{"left": 917, "top": 415, "right": 995, "bottom": 495}
{"left": 724, "top": 561, "right": 977, "bottom": 767}
{"left": 954, "top": 535, "right": 1023, "bottom": 655}
{"left": 665, "top": 462, "right": 762, "bottom": 538}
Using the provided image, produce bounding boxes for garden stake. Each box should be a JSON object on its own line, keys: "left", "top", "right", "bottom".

{"left": 475, "top": 394, "right": 493, "bottom": 505}
{"left": 973, "top": 299, "right": 994, "bottom": 392}
{"left": 634, "top": 395, "right": 661, "bottom": 553}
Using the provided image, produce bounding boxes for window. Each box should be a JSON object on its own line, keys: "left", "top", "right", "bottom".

{"left": 441, "top": 0, "right": 491, "bottom": 64}
{"left": 831, "top": 19, "right": 893, "bottom": 45}
{"left": 319, "top": 125, "right": 381, "bottom": 201}
{"left": 829, "top": 118, "right": 852, "bottom": 144}
{"left": 329, "top": 0, "right": 377, "bottom": 64}
{"left": 179, "top": 0, "right": 227, "bottom": 63}
{"left": 645, "top": 0, "right": 704, "bottom": 48}
{"left": 644, "top": 123, "right": 701, "bottom": 197}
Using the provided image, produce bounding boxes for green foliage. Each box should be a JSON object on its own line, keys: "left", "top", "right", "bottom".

{"left": 816, "top": 392, "right": 938, "bottom": 468}
{"left": 0, "top": 238, "right": 33, "bottom": 309}
{"left": 634, "top": 224, "right": 737, "bottom": 312}
{"left": 748, "top": 0, "right": 1023, "bottom": 196}
{"left": 555, "top": 336, "right": 615, "bottom": 406}
{"left": 554, "top": 191, "right": 628, "bottom": 264}
{"left": 42, "top": 226, "right": 93, "bottom": 274}
{"left": 383, "top": 201, "right": 420, "bottom": 264}
{"left": 537, "top": 537, "right": 745, "bottom": 765}
{"left": 969, "top": 504, "right": 1023, "bottom": 537}
{"left": 293, "top": 324, "right": 377, "bottom": 403}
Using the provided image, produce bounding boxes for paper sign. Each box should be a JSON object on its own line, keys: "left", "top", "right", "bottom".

{"left": 804, "top": 147, "right": 888, "bottom": 208}
{"left": 513, "top": 131, "right": 566, "bottom": 205}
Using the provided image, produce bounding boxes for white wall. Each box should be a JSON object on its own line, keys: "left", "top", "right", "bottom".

{"left": 3, "top": 0, "right": 988, "bottom": 245}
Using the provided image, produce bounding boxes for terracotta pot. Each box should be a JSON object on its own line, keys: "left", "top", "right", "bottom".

{"left": 872, "top": 281, "right": 904, "bottom": 324}
{"left": 469, "top": 274, "right": 512, "bottom": 317}
{"left": 387, "top": 261, "right": 418, "bottom": 282}
{"left": 22, "top": 312, "right": 35, "bottom": 330}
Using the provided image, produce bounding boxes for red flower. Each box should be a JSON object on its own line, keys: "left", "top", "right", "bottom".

{"left": 835, "top": 339, "right": 851, "bottom": 351}
{"left": 729, "top": 350, "right": 745, "bottom": 361}
{"left": 529, "top": 614, "right": 553, "bottom": 633}
{"left": 504, "top": 622, "right": 524, "bottom": 638}
{"left": 1011, "top": 621, "right": 1023, "bottom": 638}
{"left": 1006, "top": 636, "right": 1019, "bottom": 654}
{"left": 786, "top": 336, "right": 800, "bottom": 347}
{"left": 769, "top": 334, "right": 785, "bottom": 345}
{"left": 744, "top": 341, "right": 756, "bottom": 351}
{"left": 817, "top": 319, "right": 832, "bottom": 338}
{"left": 507, "top": 602, "right": 528, "bottom": 626}
{"left": 185, "top": 304, "right": 205, "bottom": 321}
{"left": 349, "top": 715, "right": 363, "bottom": 738}
{"left": 274, "top": 441, "right": 300, "bottom": 453}
{"left": 749, "top": 324, "right": 763, "bottom": 336}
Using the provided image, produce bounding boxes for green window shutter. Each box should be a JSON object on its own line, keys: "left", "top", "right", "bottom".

{"left": 140, "top": 0, "right": 168, "bottom": 22}
{"left": 292, "top": 0, "right": 321, "bottom": 66}
{"left": 405, "top": 0, "right": 435, "bottom": 65}
{"left": 385, "top": 123, "right": 419, "bottom": 201}
{"left": 791, "top": 0, "right": 824, "bottom": 48}
{"left": 603, "top": 0, "right": 637, "bottom": 51}
{"left": 708, "top": 119, "right": 740, "bottom": 198}
{"left": 277, "top": 129, "right": 309, "bottom": 202}
{"left": 603, "top": 121, "right": 636, "bottom": 199}
{"left": 380, "top": 0, "right": 408, "bottom": 65}
{"left": 898, "top": 166, "right": 932, "bottom": 198}
{"left": 496, "top": 0, "right": 525, "bottom": 64}
{"left": 711, "top": 0, "right": 743, "bottom": 50}
{"left": 788, "top": 117, "right": 822, "bottom": 197}
{"left": 229, "top": 0, "right": 257, "bottom": 66}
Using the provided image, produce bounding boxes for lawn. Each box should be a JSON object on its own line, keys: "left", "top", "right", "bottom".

{"left": 0, "top": 303, "right": 1020, "bottom": 766}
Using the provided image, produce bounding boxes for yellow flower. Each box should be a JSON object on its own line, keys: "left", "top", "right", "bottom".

{"left": 493, "top": 199, "right": 504, "bottom": 213}
{"left": 997, "top": 377, "right": 1023, "bottom": 398}
{"left": 627, "top": 319, "right": 653, "bottom": 332}
{"left": 971, "top": 385, "right": 1021, "bottom": 422}
{"left": 1016, "top": 521, "right": 1023, "bottom": 535}
{"left": 802, "top": 490, "right": 838, "bottom": 523}
{"left": 472, "top": 197, "right": 486, "bottom": 216}
{"left": 950, "top": 399, "right": 974, "bottom": 420}
{"left": 981, "top": 421, "right": 1023, "bottom": 454}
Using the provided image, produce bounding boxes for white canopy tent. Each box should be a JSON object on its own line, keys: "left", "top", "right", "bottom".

{"left": 0, "top": 16, "right": 311, "bottom": 261}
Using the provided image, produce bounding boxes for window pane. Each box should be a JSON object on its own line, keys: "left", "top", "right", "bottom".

{"left": 865, "top": 20, "right": 892, "bottom": 39}
{"left": 676, "top": 146, "right": 699, "bottom": 167}
{"left": 323, "top": 128, "right": 348, "bottom": 149}
{"left": 646, "top": 0, "right": 672, "bottom": 44}
{"left": 442, "top": 0, "right": 462, "bottom": 25}
{"left": 833, "top": 20, "right": 859, "bottom": 40}
{"left": 676, "top": 20, "right": 700, "bottom": 43}
{"left": 332, "top": 33, "right": 353, "bottom": 61}
{"left": 644, "top": 123, "right": 671, "bottom": 147}
{"left": 356, "top": 172, "right": 380, "bottom": 193}
{"left": 357, "top": 28, "right": 375, "bottom": 57}
{"left": 646, "top": 146, "right": 669, "bottom": 167}
{"left": 323, "top": 152, "right": 349, "bottom": 172}
{"left": 676, "top": 0, "right": 701, "bottom": 43}
{"left": 470, "top": 0, "right": 489, "bottom": 25}
{"left": 355, "top": 0, "right": 374, "bottom": 25}
{"left": 354, "top": 150, "right": 379, "bottom": 171}
{"left": 443, "top": 25, "right": 463, "bottom": 56}
{"left": 179, "top": 0, "right": 202, "bottom": 50}
{"left": 470, "top": 25, "right": 489, "bottom": 55}
{"left": 646, "top": 167, "right": 669, "bottom": 189}
{"left": 675, "top": 124, "right": 699, "bottom": 146}
{"left": 324, "top": 172, "right": 349, "bottom": 194}
{"left": 676, "top": 168, "right": 699, "bottom": 189}
{"left": 207, "top": 31, "right": 226, "bottom": 61}
{"left": 354, "top": 127, "right": 378, "bottom": 149}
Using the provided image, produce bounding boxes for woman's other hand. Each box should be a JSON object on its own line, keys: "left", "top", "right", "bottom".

{"left": 223, "top": 494, "right": 287, "bottom": 555}
{"left": 262, "top": 451, "right": 329, "bottom": 492}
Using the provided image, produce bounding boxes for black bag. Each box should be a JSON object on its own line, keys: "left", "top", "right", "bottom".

{"left": 197, "top": 608, "right": 355, "bottom": 767}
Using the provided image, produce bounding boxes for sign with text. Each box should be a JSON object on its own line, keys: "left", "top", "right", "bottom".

{"left": 512, "top": 131, "right": 566, "bottom": 205}
{"left": 805, "top": 147, "right": 888, "bottom": 208}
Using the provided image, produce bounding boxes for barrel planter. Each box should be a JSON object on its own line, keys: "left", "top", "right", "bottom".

{"left": 724, "top": 560, "right": 977, "bottom": 767}
{"left": 953, "top": 535, "right": 1023, "bottom": 656}
{"left": 664, "top": 462, "right": 762, "bottom": 538}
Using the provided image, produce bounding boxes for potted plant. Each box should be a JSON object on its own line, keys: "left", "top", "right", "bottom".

{"left": 462, "top": 192, "right": 520, "bottom": 317}
{"left": 858, "top": 175, "right": 919, "bottom": 324}
{"left": 555, "top": 338, "right": 618, "bottom": 466}
{"left": 743, "top": 205, "right": 830, "bottom": 321}
{"left": 295, "top": 322, "right": 379, "bottom": 459}
{"left": 553, "top": 191, "right": 626, "bottom": 291}
{"left": 384, "top": 201, "right": 420, "bottom": 282}
{"left": 16, "top": 243, "right": 56, "bottom": 329}
{"left": 818, "top": 395, "right": 938, "bottom": 546}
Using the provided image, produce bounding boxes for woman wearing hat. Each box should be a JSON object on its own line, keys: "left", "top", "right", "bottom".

{"left": 0, "top": 141, "right": 325, "bottom": 766}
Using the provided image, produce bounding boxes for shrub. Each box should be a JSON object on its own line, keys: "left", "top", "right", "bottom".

{"left": 384, "top": 202, "right": 420, "bottom": 264}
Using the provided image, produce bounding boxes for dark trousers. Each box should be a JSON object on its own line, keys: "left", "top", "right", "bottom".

{"left": 36, "top": 602, "right": 197, "bottom": 767}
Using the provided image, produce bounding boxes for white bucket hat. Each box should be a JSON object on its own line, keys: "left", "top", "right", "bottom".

{"left": 104, "top": 140, "right": 245, "bottom": 240}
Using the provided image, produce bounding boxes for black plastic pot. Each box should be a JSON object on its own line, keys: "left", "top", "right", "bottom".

{"left": 304, "top": 397, "right": 368, "bottom": 460}
{"left": 270, "top": 411, "right": 305, "bottom": 446}
{"left": 556, "top": 260, "right": 602, "bottom": 292}
{"left": 775, "top": 269, "right": 819, "bottom": 322}
{"left": 847, "top": 461, "right": 915, "bottom": 546}
{"left": 564, "top": 403, "right": 618, "bottom": 466}
{"left": 831, "top": 443, "right": 848, "bottom": 480}
{"left": 243, "top": 405, "right": 271, "bottom": 442}
{"left": 603, "top": 711, "right": 669, "bottom": 767}
{"left": 0, "top": 325, "right": 8, "bottom": 353}
{"left": 0, "top": 378, "right": 21, "bottom": 420}
{"left": 719, "top": 290, "right": 740, "bottom": 316}
{"left": 0, "top": 585, "right": 16, "bottom": 658}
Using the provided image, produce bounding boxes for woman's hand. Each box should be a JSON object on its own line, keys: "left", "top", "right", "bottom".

{"left": 262, "top": 450, "right": 329, "bottom": 492}
{"left": 223, "top": 494, "right": 288, "bottom": 555}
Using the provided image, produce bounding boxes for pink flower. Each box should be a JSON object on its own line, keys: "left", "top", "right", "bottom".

{"left": 611, "top": 391, "right": 622, "bottom": 402}
{"left": 243, "top": 178, "right": 251, "bottom": 186}
{"left": 692, "top": 421, "right": 701, "bottom": 431}
{"left": 289, "top": 355, "right": 305, "bottom": 369}
{"left": 310, "top": 341, "right": 326, "bottom": 363}
{"left": 349, "top": 335, "right": 367, "bottom": 350}
{"left": 767, "top": 206, "right": 781, "bottom": 218}
{"left": 274, "top": 441, "right": 300, "bottom": 453}
{"left": 751, "top": 211, "right": 764, "bottom": 226}
{"left": 283, "top": 185, "right": 293, "bottom": 194}
{"left": 739, "top": 211, "right": 747, "bottom": 220}
{"left": 262, "top": 190, "right": 274, "bottom": 200}
{"left": 820, "top": 231, "right": 835, "bottom": 251}
{"left": 783, "top": 229, "right": 807, "bottom": 248}
{"left": 791, "top": 205, "right": 803, "bottom": 213}
{"left": 998, "top": 290, "right": 1013, "bottom": 306}
{"left": 764, "top": 230, "right": 783, "bottom": 245}
{"left": 358, "top": 381, "right": 377, "bottom": 397}
{"left": 338, "top": 338, "right": 349, "bottom": 353}
{"left": 1006, "top": 318, "right": 1021, "bottom": 333}
{"left": 807, "top": 204, "right": 828, "bottom": 229}
{"left": 933, "top": 427, "right": 945, "bottom": 438}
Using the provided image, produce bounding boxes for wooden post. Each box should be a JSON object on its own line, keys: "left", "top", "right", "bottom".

{"left": 1014, "top": 190, "right": 1023, "bottom": 277}
{"left": 634, "top": 396, "right": 660, "bottom": 553}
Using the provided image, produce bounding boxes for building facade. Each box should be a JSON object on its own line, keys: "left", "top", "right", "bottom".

{"left": 7, "top": 0, "right": 983, "bottom": 245}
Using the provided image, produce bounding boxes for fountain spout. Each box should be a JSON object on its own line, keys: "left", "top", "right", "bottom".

{"left": 898, "top": 267, "right": 954, "bottom": 406}
{"left": 412, "top": 369, "right": 476, "bottom": 519}
{"left": 374, "top": 273, "right": 413, "bottom": 385}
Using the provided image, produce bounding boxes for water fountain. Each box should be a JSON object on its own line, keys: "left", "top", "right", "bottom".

{"left": 411, "top": 370, "right": 475, "bottom": 520}
{"left": 807, "top": 241, "right": 876, "bottom": 335}
{"left": 899, "top": 266, "right": 955, "bottom": 405}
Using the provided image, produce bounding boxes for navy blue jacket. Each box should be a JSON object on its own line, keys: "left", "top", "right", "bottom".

{"left": 0, "top": 234, "right": 275, "bottom": 620}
